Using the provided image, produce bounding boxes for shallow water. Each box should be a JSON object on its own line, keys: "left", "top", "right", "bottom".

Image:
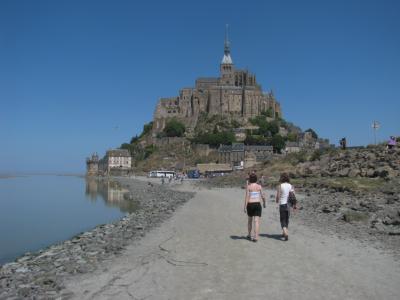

{"left": 0, "top": 175, "right": 137, "bottom": 265}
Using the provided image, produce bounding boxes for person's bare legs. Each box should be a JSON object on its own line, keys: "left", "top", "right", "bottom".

{"left": 282, "top": 227, "right": 288, "bottom": 240}
{"left": 253, "top": 216, "right": 260, "bottom": 241}
{"left": 247, "top": 217, "right": 253, "bottom": 238}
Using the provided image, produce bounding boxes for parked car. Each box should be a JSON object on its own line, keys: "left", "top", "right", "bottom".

{"left": 187, "top": 169, "right": 200, "bottom": 179}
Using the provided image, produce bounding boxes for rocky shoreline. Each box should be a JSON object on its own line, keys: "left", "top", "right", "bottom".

{"left": 0, "top": 178, "right": 194, "bottom": 300}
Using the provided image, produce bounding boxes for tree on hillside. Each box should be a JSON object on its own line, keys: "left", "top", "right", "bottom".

{"left": 230, "top": 119, "right": 241, "bottom": 128}
{"left": 286, "top": 132, "right": 298, "bottom": 142}
{"left": 271, "top": 134, "right": 285, "bottom": 153}
{"left": 192, "top": 131, "right": 235, "bottom": 147}
{"left": 140, "top": 122, "right": 153, "bottom": 138}
{"left": 251, "top": 117, "right": 280, "bottom": 137}
{"left": 120, "top": 143, "right": 136, "bottom": 156}
{"left": 267, "top": 120, "right": 280, "bottom": 136}
{"left": 130, "top": 135, "right": 139, "bottom": 144}
{"left": 244, "top": 135, "right": 270, "bottom": 145}
{"left": 163, "top": 119, "right": 186, "bottom": 137}
{"left": 261, "top": 108, "right": 274, "bottom": 118}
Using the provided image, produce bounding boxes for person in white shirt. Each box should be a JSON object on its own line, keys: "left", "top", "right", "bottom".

{"left": 275, "top": 173, "right": 296, "bottom": 240}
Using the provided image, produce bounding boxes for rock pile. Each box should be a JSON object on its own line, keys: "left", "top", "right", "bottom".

{"left": 0, "top": 179, "right": 194, "bottom": 299}
{"left": 291, "top": 146, "right": 400, "bottom": 248}
{"left": 295, "top": 146, "right": 400, "bottom": 179}
{"left": 295, "top": 178, "right": 400, "bottom": 254}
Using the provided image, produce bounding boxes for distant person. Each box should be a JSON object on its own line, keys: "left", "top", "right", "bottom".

{"left": 340, "top": 137, "right": 347, "bottom": 150}
{"left": 244, "top": 174, "right": 266, "bottom": 242}
{"left": 245, "top": 172, "right": 251, "bottom": 186}
{"left": 388, "top": 136, "right": 396, "bottom": 150}
{"left": 259, "top": 174, "right": 266, "bottom": 186}
{"left": 275, "top": 173, "right": 297, "bottom": 241}
{"left": 161, "top": 177, "right": 165, "bottom": 185}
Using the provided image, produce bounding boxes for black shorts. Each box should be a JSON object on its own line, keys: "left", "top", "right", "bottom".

{"left": 247, "top": 202, "right": 262, "bottom": 217}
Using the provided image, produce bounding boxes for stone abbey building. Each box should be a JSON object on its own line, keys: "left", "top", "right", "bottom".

{"left": 152, "top": 34, "right": 282, "bottom": 134}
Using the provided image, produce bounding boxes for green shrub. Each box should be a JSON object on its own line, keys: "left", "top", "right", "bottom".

{"left": 163, "top": 118, "right": 186, "bottom": 137}
{"left": 231, "top": 119, "right": 241, "bottom": 128}
{"left": 130, "top": 135, "right": 140, "bottom": 144}
{"left": 156, "top": 132, "right": 166, "bottom": 138}
{"left": 249, "top": 117, "right": 280, "bottom": 137}
{"left": 144, "top": 145, "right": 157, "bottom": 159}
{"left": 286, "top": 132, "right": 298, "bottom": 142}
{"left": 192, "top": 131, "right": 235, "bottom": 146}
{"left": 244, "top": 135, "right": 270, "bottom": 145}
{"left": 260, "top": 108, "right": 274, "bottom": 118}
{"left": 120, "top": 143, "right": 135, "bottom": 155}
{"left": 310, "top": 149, "right": 323, "bottom": 161}
{"left": 271, "top": 134, "right": 285, "bottom": 153}
{"left": 139, "top": 121, "right": 153, "bottom": 138}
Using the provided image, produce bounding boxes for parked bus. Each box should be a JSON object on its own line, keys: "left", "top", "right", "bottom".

{"left": 147, "top": 170, "right": 176, "bottom": 178}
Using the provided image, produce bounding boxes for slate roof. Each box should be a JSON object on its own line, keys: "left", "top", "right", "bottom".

{"left": 285, "top": 142, "right": 300, "bottom": 148}
{"left": 245, "top": 145, "right": 273, "bottom": 151}
{"left": 106, "top": 149, "right": 131, "bottom": 157}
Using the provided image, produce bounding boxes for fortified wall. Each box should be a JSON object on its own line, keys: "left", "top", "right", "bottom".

{"left": 152, "top": 36, "right": 282, "bottom": 135}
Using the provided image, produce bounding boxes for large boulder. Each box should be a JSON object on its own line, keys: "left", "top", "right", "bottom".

{"left": 348, "top": 168, "right": 361, "bottom": 177}
{"left": 342, "top": 210, "right": 369, "bottom": 223}
{"left": 338, "top": 167, "right": 350, "bottom": 177}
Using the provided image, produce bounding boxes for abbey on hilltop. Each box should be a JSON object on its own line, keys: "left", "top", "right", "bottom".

{"left": 152, "top": 30, "right": 282, "bottom": 135}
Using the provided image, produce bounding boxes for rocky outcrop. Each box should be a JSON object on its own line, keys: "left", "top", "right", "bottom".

{"left": 295, "top": 146, "right": 400, "bottom": 179}
{"left": 295, "top": 177, "right": 400, "bottom": 253}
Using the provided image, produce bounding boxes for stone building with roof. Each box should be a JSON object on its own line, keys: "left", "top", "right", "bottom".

{"left": 152, "top": 30, "right": 281, "bottom": 135}
{"left": 285, "top": 142, "right": 301, "bottom": 153}
{"left": 196, "top": 163, "right": 232, "bottom": 176}
{"left": 218, "top": 143, "right": 273, "bottom": 168}
{"left": 99, "top": 149, "right": 131, "bottom": 175}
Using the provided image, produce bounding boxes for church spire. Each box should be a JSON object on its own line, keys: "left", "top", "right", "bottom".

{"left": 224, "top": 24, "right": 230, "bottom": 56}
{"left": 222, "top": 24, "right": 233, "bottom": 64}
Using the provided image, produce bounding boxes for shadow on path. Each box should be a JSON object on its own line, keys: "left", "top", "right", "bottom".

{"left": 230, "top": 235, "right": 250, "bottom": 240}
{"left": 259, "top": 233, "right": 284, "bottom": 241}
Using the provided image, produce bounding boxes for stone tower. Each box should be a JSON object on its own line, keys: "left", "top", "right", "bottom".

{"left": 86, "top": 153, "right": 99, "bottom": 176}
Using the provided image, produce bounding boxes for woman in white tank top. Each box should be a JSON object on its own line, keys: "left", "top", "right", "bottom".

{"left": 275, "top": 173, "right": 296, "bottom": 240}
{"left": 244, "top": 174, "right": 266, "bottom": 242}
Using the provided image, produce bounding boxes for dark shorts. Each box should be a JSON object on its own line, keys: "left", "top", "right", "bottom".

{"left": 247, "top": 202, "right": 262, "bottom": 217}
{"left": 279, "top": 204, "right": 290, "bottom": 228}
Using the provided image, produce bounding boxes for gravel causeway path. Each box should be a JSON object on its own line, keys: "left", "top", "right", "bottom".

{"left": 65, "top": 183, "right": 400, "bottom": 300}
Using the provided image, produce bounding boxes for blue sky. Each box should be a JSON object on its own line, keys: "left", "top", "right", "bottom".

{"left": 1, "top": 0, "right": 399, "bottom": 173}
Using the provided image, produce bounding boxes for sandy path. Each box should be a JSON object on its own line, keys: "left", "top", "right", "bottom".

{"left": 65, "top": 185, "right": 400, "bottom": 300}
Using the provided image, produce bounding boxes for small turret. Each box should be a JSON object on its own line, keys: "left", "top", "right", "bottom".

{"left": 86, "top": 152, "right": 99, "bottom": 176}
